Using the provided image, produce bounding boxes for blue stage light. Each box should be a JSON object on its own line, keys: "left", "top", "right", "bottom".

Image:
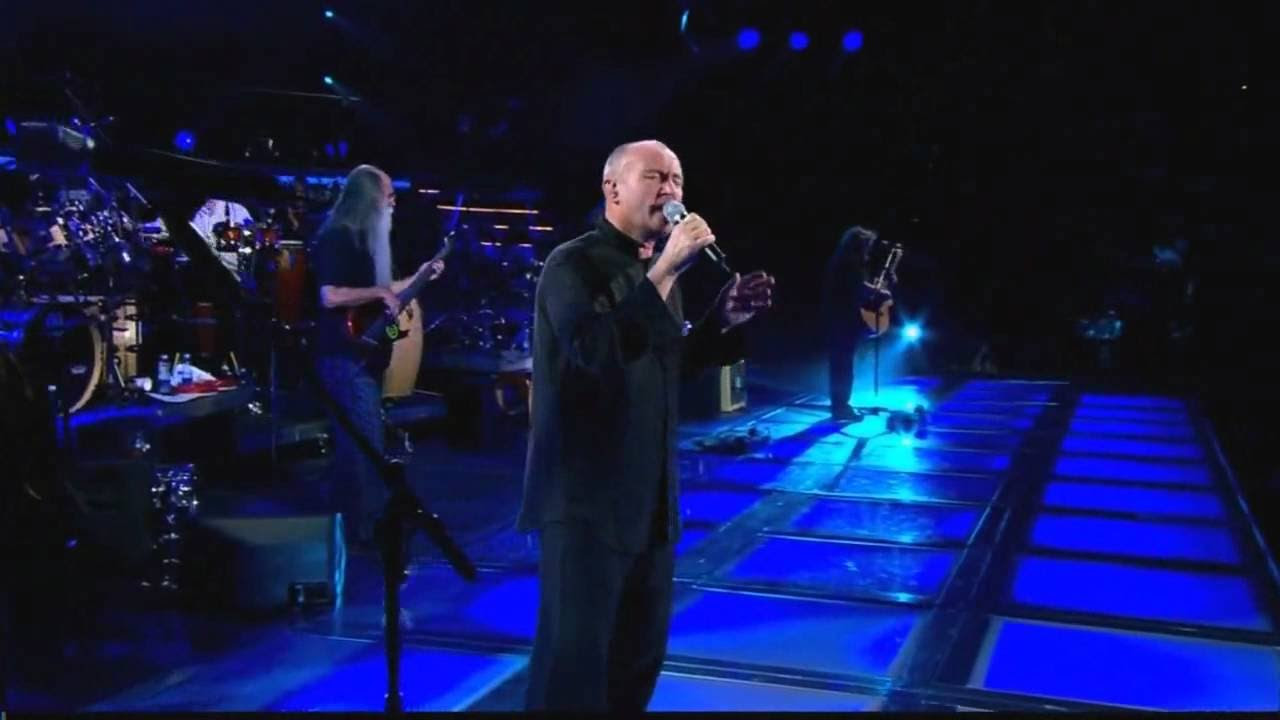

{"left": 323, "top": 75, "right": 335, "bottom": 86}
{"left": 737, "top": 28, "right": 761, "bottom": 51}
{"left": 324, "top": 9, "right": 335, "bottom": 19}
{"left": 788, "top": 31, "right": 809, "bottom": 51}
{"left": 173, "top": 129, "right": 196, "bottom": 153}
{"left": 904, "top": 323, "right": 922, "bottom": 341}
{"left": 679, "top": 9, "right": 690, "bottom": 33}
{"left": 842, "top": 29, "right": 864, "bottom": 53}
{"left": 3, "top": 117, "right": 15, "bottom": 137}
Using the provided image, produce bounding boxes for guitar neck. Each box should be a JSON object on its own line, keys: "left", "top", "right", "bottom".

{"left": 391, "top": 238, "right": 452, "bottom": 306}
{"left": 394, "top": 272, "right": 431, "bottom": 307}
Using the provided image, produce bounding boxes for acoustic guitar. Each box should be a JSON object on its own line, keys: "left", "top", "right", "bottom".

{"left": 859, "top": 242, "right": 903, "bottom": 337}
{"left": 344, "top": 232, "right": 454, "bottom": 365}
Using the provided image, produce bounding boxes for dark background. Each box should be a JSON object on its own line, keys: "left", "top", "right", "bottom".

{"left": 3, "top": 1, "right": 1274, "bottom": 543}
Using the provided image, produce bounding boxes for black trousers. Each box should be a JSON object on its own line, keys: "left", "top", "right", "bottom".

{"left": 525, "top": 522, "right": 675, "bottom": 712}
{"left": 829, "top": 329, "right": 861, "bottom": 409}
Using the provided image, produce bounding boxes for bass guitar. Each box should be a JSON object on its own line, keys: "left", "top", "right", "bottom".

{"left": 344, "top": 232, "right": 454, "bottom": 358}
{"left": 859, "top": 242, "right": 903, "bottom": 337}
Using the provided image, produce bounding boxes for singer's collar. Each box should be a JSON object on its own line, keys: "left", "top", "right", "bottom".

{"left": 595, "top": 217, "right": 654, "bottom": 264}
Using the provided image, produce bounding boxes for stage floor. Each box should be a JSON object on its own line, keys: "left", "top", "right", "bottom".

{"left": 20, "top": 376, "right": 1280, "bottom": 712}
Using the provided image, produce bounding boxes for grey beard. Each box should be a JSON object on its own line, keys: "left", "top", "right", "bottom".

{"left": 370, "top": 207, "right": 393, "bottom": 287}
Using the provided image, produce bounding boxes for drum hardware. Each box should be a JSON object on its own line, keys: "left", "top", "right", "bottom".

{"left": 142, "top": 463, "right": 199, "bottom": 593}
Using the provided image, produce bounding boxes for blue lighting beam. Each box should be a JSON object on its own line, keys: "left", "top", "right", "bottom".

{"left": 737, "top": 28, "right": 761, "bottom": 51}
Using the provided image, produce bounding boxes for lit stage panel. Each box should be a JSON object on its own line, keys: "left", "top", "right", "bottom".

{"left": 968, "top": 616, "right": 1280, "bottom": 711}
{"left": 700, "top": 459, "right": 843, "bottom": 493}
{"left": 860, "top": 444, "right": 1013, "bottom": 475}
{"left": 1042, "top": 481, "right": 1227, "bottom": 521}
{"left": 682, "top": 488, "right": 768, "bottom": 526}
{"left": 830, "top": 468, "right": 1002, "bottom": 506}
{"left": 779, "top": 497, "right": 982, "bottom": 546}
{"left": 649, "top": 673, "right": 881, "bottom": 711}
{"left": 1029, "top": 513, "right": 1242, "bottom": 566}
{"left": 668, "top": 588, "right": 923, "bottom": 677}
{"left": 1059, "top": 435, "right": 1205, "bottom": 461}
{"left": 1070, "top": 406, "right": 1191, "bottom": 424}
{"left": 1053, "top": 455, "right": 1213, "bottom": 487}
{"left": 1076, "top": 394, "right": 1185, "bottom": 410}
{"left": 719, "top": 535, "right": 959, "bottom": 601}
{"left": 271, "top": 644, "right": 527, "bottom": 712}
{"left": 1067, "top": 418, "right": 1197, "bottom": 440}
{"left": 1010, "top": 555, "right": 1272, "bottom": 632}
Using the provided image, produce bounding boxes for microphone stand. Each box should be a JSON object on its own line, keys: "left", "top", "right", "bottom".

{"left": 293, "top": 336, "right": 477, "bottom": 714}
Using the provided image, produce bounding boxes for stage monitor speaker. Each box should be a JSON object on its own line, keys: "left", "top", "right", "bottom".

{"left": 681, "top": 360, "right": 747, "bottom": 419}
{"left": 65, "top": 459, "right": 157, "bottom": 572}
{"left": 719, "top": 360, "right": 747, "bottom": 412}
{"left": 186, "top": 514, "right": 346, "bottom": 612}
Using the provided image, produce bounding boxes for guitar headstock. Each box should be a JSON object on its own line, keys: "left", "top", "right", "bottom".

{"left": 431, "top": 231, "right": 456, "bottom": 263}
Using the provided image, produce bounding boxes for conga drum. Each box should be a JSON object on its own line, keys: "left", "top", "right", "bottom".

{"left": 273, "top": 240, "right": 308, "bottom": 327}
{"left": 382, "top": 298, "right": 423, "bottom": 398}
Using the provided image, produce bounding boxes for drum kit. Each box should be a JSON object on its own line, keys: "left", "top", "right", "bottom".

{"left": 0, "top": 178, "right": 177, "bottom": 412}
{"left": 0, "top": 171, "right": 314, "bottom": 414}
{"left": 420, "top": 234, "right": 541, "bottom": 357}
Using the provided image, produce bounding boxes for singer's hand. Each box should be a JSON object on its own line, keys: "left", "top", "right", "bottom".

{"left": 653, "top": 213, "right": 715, "bottom": 279}
{"left": 718, "top": 270, "right": 776, "bottom": 329}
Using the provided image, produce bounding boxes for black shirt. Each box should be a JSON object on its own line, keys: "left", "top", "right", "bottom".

{"left": 517, "top": 218, "right": 746, "bottom": 553}
{"left": 308, "top": 222, "right": 388, "bottom": 371}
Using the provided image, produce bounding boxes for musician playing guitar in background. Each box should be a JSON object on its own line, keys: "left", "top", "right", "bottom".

{"left": 821, "top": 225, "right": 900, "bottom": 423}
{"left": 309, "top": 164, "right": 445, "bottom": 550}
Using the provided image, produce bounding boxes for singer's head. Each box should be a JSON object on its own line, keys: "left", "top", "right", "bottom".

{"left": 601, "top": 140, "right": 684, "bottom": 243}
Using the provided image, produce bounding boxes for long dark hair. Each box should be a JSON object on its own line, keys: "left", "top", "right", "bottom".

{"left": 833, "top": 225, "right": 878, "bottom": 264}
{"left": 317, "top": 164, "right": 384, "bottom": 246}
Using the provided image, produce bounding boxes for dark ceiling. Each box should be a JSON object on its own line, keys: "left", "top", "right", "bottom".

{"left": 1, "top": 1, "right": 1264, "bottom": 310}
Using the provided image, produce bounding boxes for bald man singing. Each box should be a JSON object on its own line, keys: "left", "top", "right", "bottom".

{"left": 517, "top": 140, "right": 775, "bottom": 711}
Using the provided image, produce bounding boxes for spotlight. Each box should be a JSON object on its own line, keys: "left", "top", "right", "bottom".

{"left": 173, "top": 129, "right": 196, "bottom": 153}
{"left": 842, "top": 29, "right": 864, "bottom": 53}
{"left": 324, "top": 9, "right": 335, "bottom": 19}
{"left": 737, "top": 27, "right": 761, "bottom": 51}
{"left": 904, "top": 323, "right": 922, "bottom": 341}
{"left": 323, "top": 75, "right": 335, "bottom": 86}
{"left": 337, "top": 140, "right": 349, "bottom": 159}
{"left": 679, "top": 9, "right": 690, "bottom": 33}
{"left": 3, "top": 117, "right": 15, "bottom": 137}
{"left": 788, "top": 31, "right": 809, "bottom": 51}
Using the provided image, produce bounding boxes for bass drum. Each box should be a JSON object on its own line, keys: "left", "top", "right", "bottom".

{"left": 382, "top": 298, "right": 423, "bottom": 398}
{"left": 0, "top": 303, "right": 102, "bottom": 413}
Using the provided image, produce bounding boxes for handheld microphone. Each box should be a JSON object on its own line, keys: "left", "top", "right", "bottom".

{"left": 662, "top": 200, "right": 732, "bottom": 274}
